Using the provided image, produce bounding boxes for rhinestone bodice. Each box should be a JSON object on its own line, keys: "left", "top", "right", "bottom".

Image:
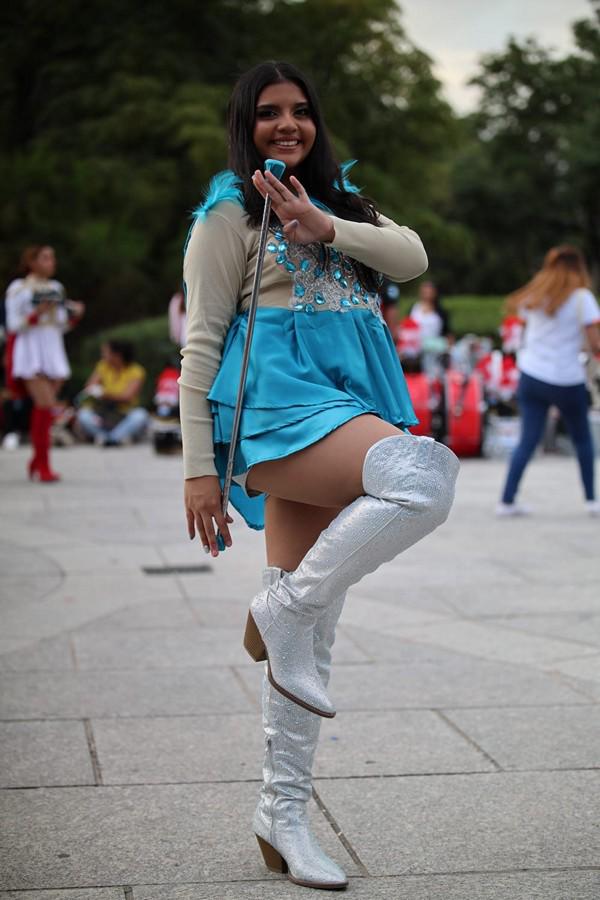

{"left": 266, "top": 228, "right": 382, "bottom": 318}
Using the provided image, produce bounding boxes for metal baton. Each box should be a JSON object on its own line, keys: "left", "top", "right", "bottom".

{"left": 216, "top": 158, "right": 286, "bottom": 551}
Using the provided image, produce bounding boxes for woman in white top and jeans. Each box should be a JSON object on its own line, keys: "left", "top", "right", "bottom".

{"left": 498, "top": 245, "right": 600, "bottom": 516}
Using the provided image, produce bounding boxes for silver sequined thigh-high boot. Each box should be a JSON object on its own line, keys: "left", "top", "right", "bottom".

{"left": 244, "top": 435, "right": 459, "bottom": 716}
{"left": 253, "top": 567, "right": 348, "bottom": 890}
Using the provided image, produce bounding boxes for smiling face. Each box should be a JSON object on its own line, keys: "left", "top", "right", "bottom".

{"left": 253, "top": 80, "right": 316, "bottom": 173}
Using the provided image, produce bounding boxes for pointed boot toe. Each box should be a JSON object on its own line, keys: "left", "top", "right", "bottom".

{"left": 255, "top": 817, "right": 348, "bottom": 891}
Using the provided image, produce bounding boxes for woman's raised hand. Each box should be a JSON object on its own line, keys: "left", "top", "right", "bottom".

{"left": 252, "top": 171, "right": 335, "bottom": 245}
{"left": 185, "top": 475, "right": 233, "bottom": 557}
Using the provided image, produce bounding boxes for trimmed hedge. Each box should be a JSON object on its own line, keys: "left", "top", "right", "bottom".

{"left": 400, "top": 295, "right": 505, "bottom": 338}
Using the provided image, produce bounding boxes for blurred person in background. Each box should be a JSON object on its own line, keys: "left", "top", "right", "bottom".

{"left": 77, "top": 339, "right": 148, "bottom": 446}
{"left": 497, "top": 245, "right": 600, "bottom": 517}
{"left": 410, "top": 279, "right": 451, "bottom": 340}
{"left": 380, "top": 278, "right": 401, "bottom": 334}
{"left": 4, "top": 245, "right": 84, "bottom": 480}
{"left": 168, "top": 287, "right": 187, "bottom": 347}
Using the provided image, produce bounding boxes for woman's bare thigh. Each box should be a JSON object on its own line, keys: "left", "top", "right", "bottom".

{"left": 24, "top": 376, "right": 56, "bottom": 408}
{"left": 265, "top": 497, "right": 342, "bottom": 572}
{"left": 247, "top": 414, "right": 405, "bottom": 508}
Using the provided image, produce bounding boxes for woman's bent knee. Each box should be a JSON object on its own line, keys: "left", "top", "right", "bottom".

{"left": 411, "top": 451, "right": 458, "bottom": 529}
{"left": 363, "top": 434, "right": 458, "bottom": 527}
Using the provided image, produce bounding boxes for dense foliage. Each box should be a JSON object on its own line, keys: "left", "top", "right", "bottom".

{"left": 1, "top": 0, "right": 599, "bottom": 332}
{"left": 449, "top": 0, "right": 600, "bottom": 292}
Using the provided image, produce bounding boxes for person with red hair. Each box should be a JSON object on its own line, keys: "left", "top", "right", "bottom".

{"left": 497, "top": 245, "right": 600, "bottom": 516}
{"left": 4, "top": 245, "right": 84, "bottom": 481}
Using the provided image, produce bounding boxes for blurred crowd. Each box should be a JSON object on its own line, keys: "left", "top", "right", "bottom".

{"left": 1, "top": 243, "right": 599, "bottom": 513}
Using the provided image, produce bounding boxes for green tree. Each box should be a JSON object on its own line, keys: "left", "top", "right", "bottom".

{"left": 448, "top": 0, "right": 600, "bottom": 292}
{"left": 0, "top": 0, "right": 459, "bottom": 332}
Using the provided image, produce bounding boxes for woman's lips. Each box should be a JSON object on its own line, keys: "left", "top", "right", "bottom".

{"left": 272, "top": 140, "right": 301, "bottom": 150}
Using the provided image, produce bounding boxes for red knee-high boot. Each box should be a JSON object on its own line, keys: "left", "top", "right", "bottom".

{"left": 28, "top": 406, "right": 41, "bottom": 479}
{"left": 29, "top": 407, "right": 60, "bottom": 482}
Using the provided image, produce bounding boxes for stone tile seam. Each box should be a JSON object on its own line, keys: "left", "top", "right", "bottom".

{"left": 434, "top": 709, "right": 503, "bottom": 771}
{"left": 544, "top": 651, "right": 600, "bottom": 666}
{"left": 3, "top": 766, "right": 599, "bottom": 792}
{"left": 547, "top": 672, "right": 600, "bottom": 702}
{"left": 0, "top": 713, "right": 265, "bottom": 723}
{"left": 26, "top": 863, "right": 598, "bottom": 895}
{"left": 229, "top": 666, "right": 262, "bottom": 711}
{"left": 83, "top": 718, "right": 103, "bottom": 786}
{"left": 68, "top": 636, "right": 78, "bottom": 670}
{"left": 123, "top": 862, "right": 600, "bottom": 885}
{"left": 471, "top": 610, "right": 600, "bottom": 621}
{"left": 311, "top": 785, "right": 370, "bottom": 876}
{"left": 363, "top": 637, "right": 600, "bottom": 677}
{"left": 455, "top": 618, "right": 600, "bottom": 654}
{"left": 1, "top": 700, "right": 597, "bottom": 724}
{"left": 156, "top": 544, "right": 194, "bottom": 607}
{"left": 0, "top": 537, "right": 66, "bottom": 579}
{"left": 539, "top": 669, "right": 600, "bottom": 703}
{"left": 334, "top": 625, "right": 377, "bottom": 661}
{"left": 0, "top": 661, "right": 380, "bottom": 674}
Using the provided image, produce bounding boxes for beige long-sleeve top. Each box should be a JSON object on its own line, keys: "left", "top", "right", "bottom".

{"left": 179, "top": 201, "right": 428, "bottom": 479}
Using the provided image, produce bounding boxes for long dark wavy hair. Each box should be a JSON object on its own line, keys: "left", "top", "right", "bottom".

{"left": 227, "top": 61, "right": 382, "bottom": 292}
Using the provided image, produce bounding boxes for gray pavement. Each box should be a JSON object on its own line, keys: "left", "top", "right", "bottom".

{"left": 0, "top": 443, "right": 599, "bottom": 899}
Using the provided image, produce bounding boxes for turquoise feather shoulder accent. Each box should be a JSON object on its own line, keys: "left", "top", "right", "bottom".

{"left": 193, "top": 169, "right": 244, "bottom": 222}
{"left": 335, "top": 159, "right": 361, "bottom": 194}
{"left": 313, "top": 160, "right": 361, "bottom": 212}
{"left": 183, "top": 169, "right": 244, "bottom": 257}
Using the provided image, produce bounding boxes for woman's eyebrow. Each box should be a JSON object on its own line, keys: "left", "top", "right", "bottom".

{"left": 256, "top": 101, "right": 309, "bottom": 110}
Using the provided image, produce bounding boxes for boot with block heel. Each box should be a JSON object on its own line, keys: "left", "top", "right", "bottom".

{"left": 244, "top": 434, "right": 459, "bottom": 717}
{"left": 253, "top": 566, "right": 348, "bottom": 891}
{"left": 244, "top": 600, "right": 335, "bottom": 718}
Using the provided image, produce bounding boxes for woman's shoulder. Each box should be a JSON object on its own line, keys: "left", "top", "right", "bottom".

{"left": 568, "top": 286, "right": 597, "bottom": 304}
{"left": 184, "top": 170, "right": 249, "bottom": 257}
{"left": 567, "top": 286, "right": 600, "bottom": 321}
{"left": 192, "top": 170, "right": 247, "bottom": 225}
{"left": 5, "top": 278, "right": 27, "bottom": 299}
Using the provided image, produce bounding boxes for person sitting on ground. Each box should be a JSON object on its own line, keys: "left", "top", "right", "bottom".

{"left": 77, "top": 339, "right": 148, "bottom": 446}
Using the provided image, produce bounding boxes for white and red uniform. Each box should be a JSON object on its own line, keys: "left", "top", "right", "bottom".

{"left": 5, "top": 276, "right": 71, "bottom": 380}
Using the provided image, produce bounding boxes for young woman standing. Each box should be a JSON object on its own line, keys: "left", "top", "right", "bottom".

{"left": 180, "top": 62, "right": 459, "bottom": 890}
{"left": 497, "top": 246, "right": 600, "bottom": 517}
{"left": 5, "top": 245, "right": 84, "bottom": 481}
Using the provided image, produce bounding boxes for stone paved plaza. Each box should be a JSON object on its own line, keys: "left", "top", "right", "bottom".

{"left": 1, "top": 443, "right": 599, "bottom": 899}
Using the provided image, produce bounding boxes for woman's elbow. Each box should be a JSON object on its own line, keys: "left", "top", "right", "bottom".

{"left": 390, "top": 242, "right": 428, "bottom": 283}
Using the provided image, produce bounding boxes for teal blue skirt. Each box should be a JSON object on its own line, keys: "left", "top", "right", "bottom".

{"left": 208, "top": 307, "right": 418, "bottom": 530}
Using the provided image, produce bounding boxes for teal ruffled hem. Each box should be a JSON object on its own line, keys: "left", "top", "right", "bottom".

{"left": 209, "top": 307, "right": 418, "bottom": 530}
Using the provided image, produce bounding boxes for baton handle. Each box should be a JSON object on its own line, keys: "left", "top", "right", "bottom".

{"left": 216, "top": 158, "right": 286, "bottom": 551}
